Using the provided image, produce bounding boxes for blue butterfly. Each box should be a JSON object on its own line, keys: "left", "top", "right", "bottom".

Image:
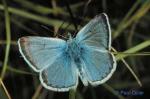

{"left": 18, "top": 13, "right": 116, "bottom": 92}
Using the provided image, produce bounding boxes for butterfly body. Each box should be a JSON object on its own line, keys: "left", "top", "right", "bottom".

{"left": 67, "top": 38, "right": 82, "bottom": 63}
{"left": 18, "top": 13, "right": 116, "bottom": 92}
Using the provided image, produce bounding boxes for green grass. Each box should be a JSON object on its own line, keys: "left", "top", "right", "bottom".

{"left": 0, "top": 0, "right": 150, "bottom": 99}
{"left": 1, "top": 0, "right": 11, "bottom": 80}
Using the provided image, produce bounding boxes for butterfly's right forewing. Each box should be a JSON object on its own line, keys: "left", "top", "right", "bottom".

{"left": 18, "top": 36, "right": 67, "bottom": 72}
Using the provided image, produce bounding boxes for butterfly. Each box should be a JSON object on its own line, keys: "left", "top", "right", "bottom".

{"left": 18, "top": 13, "right": 116, "bottom": 92}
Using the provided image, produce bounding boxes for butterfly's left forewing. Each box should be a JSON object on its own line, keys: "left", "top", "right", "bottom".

{"left": 76, "top": 13, "right": 111, "bottom": 50}
{"left": 75, "top": 13, "right": 116, "bottom": 85}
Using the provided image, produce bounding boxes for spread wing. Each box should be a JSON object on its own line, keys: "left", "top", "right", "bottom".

{"left": 80, "top": 48, "right": 116, "bottom": 85}
{"left": 40, "top": 52, "right": 78, "bottom": 91}
{"left": 18, "top": 36, "right": 67, "bottom": 72}
{"left": 75, "top": 13, "right": 116, "bottom": 85}
{"left": 75, "top": 13, "right": 111, "bottom": 51}
{"left": 18, "top": 36, "right": 78, "bottom": 91}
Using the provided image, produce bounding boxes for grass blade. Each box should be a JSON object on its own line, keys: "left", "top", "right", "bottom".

{"left": 0, "top": 78, "right": 12, "bottom": 99}
{"left": 1, "top": 0, "right": 11, "bottom": 80}
{"left": 69, "top": 89, "right": 76, "bottom": 99}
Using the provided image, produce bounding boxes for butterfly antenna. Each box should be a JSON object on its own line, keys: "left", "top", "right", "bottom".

{"left": 64, "top": 0, "right": 79, "bottom": 38}
{"left": 41, "top": 21, "right": 68, "bottom": 40}
{"left": 41, "top": 25, "right": 50, "bottom": 31}
{"left": 64, "top": 0, "right": 78, "bottom": 31}
{"left": 41, "top": 25, "right": 60, "bottom": 37}
{"left": 71, "top": 0, "right": 92, "bottom": 38}
{"left": 56, "top": 21, "right": 65, "bottom": 37}
{"left": 55, "top": 21, "right": 69, "bottom": 40}
{"left": 57, "top": 32, "right": 67, "bottom": 39}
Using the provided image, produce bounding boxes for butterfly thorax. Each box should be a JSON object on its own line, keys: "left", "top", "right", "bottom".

{"left": 67, "top": 38, "right": 81, "bottom": 63}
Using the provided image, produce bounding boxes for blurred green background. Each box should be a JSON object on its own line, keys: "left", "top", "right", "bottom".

{"left": 0, "top": 0, "right": 150, "bottom": 99}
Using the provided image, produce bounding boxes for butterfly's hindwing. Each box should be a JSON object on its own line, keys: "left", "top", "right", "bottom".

{"left": 80, "top": 47, "right": 116, "bottom": 85}
{"left": 40, "top": 52, "right": 78, "bottom": 91}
